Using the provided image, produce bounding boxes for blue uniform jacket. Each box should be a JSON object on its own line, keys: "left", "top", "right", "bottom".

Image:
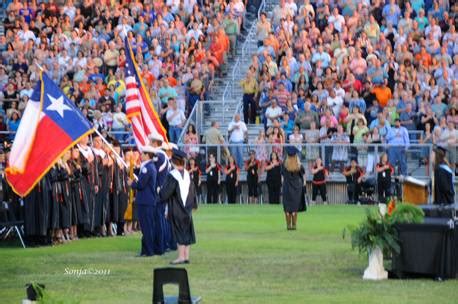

{"left": 132, "top": 160, "right": 157, "bottom": 206}
{"left": 153, "top": 150, "right": 170, "bottom": 188}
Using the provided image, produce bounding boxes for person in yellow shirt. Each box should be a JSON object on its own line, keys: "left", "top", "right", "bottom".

{"left": 240, "top": 68, "right": 259, "bottom": 124}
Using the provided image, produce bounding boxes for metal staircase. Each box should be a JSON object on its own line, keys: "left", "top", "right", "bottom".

{"left": 178, "top": 0, "right": 278, "bottom": 146}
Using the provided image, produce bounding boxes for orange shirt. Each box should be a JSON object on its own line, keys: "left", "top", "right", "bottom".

{"left": 168, "top": 76, "right": 177, "bottom": 87}
{"left": 95, "top": 83, "right": 106, "bottom": 97}
{"left": 79, "top": 81, "right": 90, "bottom": 95}
{"left": 142, "top": 71, "right": 155, "bottom": 87}
{"left": 415, "top": 52, "right": 432, "bottom": 68}
{"left": 372, "top": 86, "right": 392, "bottom": 108}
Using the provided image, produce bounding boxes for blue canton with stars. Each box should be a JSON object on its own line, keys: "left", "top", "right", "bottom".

{"left": 124, "top": 38, "right": 143, "bottom": 86}
{"left": 36, "top": 73, "right": 93, "bottom": 140}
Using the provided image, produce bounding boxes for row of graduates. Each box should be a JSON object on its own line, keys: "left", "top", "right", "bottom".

{"left": 22, "top": 135, "right": 132, "bottom": 246}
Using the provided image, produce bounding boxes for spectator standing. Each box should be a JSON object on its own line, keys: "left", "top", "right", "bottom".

{"left": 386, "top": 118, "right": 410, "bottom": 175}
{"left": 240, "top": 69, "right": 259, "bottom": 124}
{"left": 166, "top": 98, "right": 186, "bottom": 143}
{"left": 228, "top": 114, "right": 248, "bottom": 169}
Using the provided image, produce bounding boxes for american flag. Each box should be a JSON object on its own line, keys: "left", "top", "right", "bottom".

{"left": 124, "top": 37, "right": 167, "bottom": 149}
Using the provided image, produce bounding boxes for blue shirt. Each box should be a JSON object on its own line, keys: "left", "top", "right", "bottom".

{"left": 132, "top": 160, "right": 157, "bottom": 206}
{"left": 386, "top": 126, "right": 410, "bottom": 146}
{"left": 382, "top": 4, "right": 401, "bottom": 26}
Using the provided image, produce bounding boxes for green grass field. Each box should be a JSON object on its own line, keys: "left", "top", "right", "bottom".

{"left": 0, "top": 205, "right": 456, "bottom": 304}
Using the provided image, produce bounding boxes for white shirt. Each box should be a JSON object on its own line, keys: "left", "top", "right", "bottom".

{"left": 327, "top": 96, "right": 344, "bottom": 116}
{"left": 228, "top": 120, "right": 247, "bottom": 142}
{"left": 112, "top": 112, "right": 128, "bottom": 129}
{"left": 265, "top": 106, "right": 283, "bottom": 127}
{"left": 328, "top": 14, "right": 345, "bottom": 32}
{"left": 18, "top": 30, "right": 36, "bottom": 43}
{"left": 166, "top": 108, "right": 186, "bottom": 127}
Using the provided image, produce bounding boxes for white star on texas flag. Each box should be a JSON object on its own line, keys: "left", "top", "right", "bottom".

{"left": 46, "top": 94, "right": 71, "bottom": 118}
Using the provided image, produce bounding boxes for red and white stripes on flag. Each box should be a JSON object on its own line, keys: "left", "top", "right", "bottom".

{"left": 124, "top": 37, "right": 167, "bottom": 149}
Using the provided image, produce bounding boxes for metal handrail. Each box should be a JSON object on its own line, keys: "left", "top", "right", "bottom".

{"left": 177, "top": 99, "right": 199, "bottom": 144}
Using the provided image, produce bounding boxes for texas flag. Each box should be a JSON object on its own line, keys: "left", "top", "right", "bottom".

{"left": 5, "top": 72, "right": 94, "bottom": 196}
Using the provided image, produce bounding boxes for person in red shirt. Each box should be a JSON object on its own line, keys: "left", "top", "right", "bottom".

{"left": 311, "top": 157, "right": 328, "bottom": 205}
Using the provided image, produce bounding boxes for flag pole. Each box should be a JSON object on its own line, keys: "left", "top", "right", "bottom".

{"left": 94, "top": 128, "right": 139, "bottom": 181}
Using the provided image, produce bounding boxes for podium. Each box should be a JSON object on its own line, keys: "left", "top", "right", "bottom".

{"left": 402, "top": 176, "right": 428, "bottom": 205}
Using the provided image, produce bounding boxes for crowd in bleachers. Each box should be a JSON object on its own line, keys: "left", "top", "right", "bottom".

{"left": 0, "top": 0, "right": 248, "bottom": 145}
{"left": 237, "top": 0, "right": 457, "bottom": 177}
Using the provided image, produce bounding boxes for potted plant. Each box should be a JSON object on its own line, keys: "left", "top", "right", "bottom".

{"left": 25, "top": 283, "right": 45, "bottom": 301}
{"left": 344, "top": 200, "right": 424, "bottom": 280}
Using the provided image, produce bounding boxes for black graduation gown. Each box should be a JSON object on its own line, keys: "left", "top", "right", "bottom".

{"left": 159, "top": 173, "right": 197, "bottom": 246}
{"left": 68, "top": 161, "right": 84, "bottom": 226}
{"left": 50, "top": 166, "right": 71, "bottom": 229}
{"left": 23, "top": 175, "right": 51, "bottom": 237}
{"left": 112, "top": 162, "right": 128, "bottom": 223}
{"left": 80, "top": 153, "right": 95, "bottom": 231}
{"left": 189, "top": 167, "right": 201, "bottom": 195}
{"left": 434, "top": 164, "right": 455, "bottom": 205}
{"left": 93, "top": 154, "right": 108, "bottom": 228}
{"left": 281, "top": 165, "right": 306, "bottom": 213}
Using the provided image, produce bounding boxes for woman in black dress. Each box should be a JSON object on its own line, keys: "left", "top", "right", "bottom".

{"left": 282, "top": 147, "right": 306, "bottom": 230}
{"left": 265, "top": 151, "right": 282, "bottom": 204}
{"left": 343, "top": 159, "right": 364, "bottom": 204}
{"left": 375, "top": 153, "right": 394, "bottom": 204}
{"left": 205, "top": 153, "right": 220, "bottom": 204}
{"left": 311, "top": 157, "right": 328, "bottom": 205}
{"left": 245, "top": 151, "right": 259, "bottom": 204}
{"left": 188, "top": 158, "right": 201, "bottom": 204}
{"left": 225, "top": 155, "right": 239, "bottom": 204}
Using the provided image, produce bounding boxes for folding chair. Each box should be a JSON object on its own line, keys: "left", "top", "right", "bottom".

{"left": 0, "top": 204, "right": 26, "bottom": 248}
{"left": 153, "top": 267, "right": 201, "bottom": 304}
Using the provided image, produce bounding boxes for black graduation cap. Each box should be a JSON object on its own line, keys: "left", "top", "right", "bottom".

{"left": 172, "top": 148, "right": 187, "bottom": 161}
{"left": 286, "top": 146, "right": 299, "bottom": 156}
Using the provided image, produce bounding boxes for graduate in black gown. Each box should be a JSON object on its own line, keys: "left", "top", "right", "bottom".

{"left": 23, "top": 172, "right": 51, "bottom": 245}
{"left": 103, "top": 143, "right": 115, "bottom": 236}
{"left": 224, "top": 155, "right": 239, "bottom": 204}
{"left": 60, "top": 152, "right": 73, "bottom": 241}
{"left": 265, "top": 151, "right": 282, "bottom": 204}
{"left": 77, "top": 136, "right": 97, "bottom": 236}
{"left": 92, "top": 135, "right": 109, "bottom": 236}
{"left": 433, "top": 146, "right": 455, "bottom": 205}
{"left": 68, "top": 146, "right": 84, "bottom": 240}
{"left": 282, "top": 147, "right": 306, "bottom": 230}
{"left": 160, "top": 148, "right": 197, "bottom": 265}
{"left": 111, "top": 141, "right": 128, "bottom": 236}
{"left": 49, "top": 161, "right": 71, "bottom": 244}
